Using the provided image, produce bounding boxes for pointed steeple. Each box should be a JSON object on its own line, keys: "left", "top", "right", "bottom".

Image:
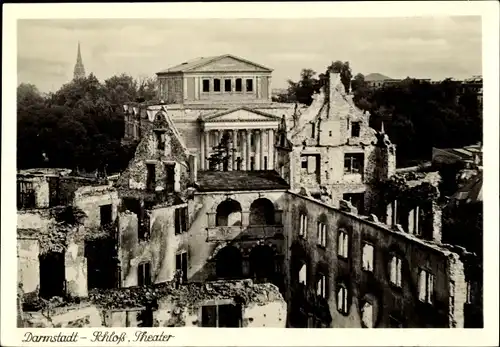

{"left": 73, "top": 41, "right": 86, "bottom": 80}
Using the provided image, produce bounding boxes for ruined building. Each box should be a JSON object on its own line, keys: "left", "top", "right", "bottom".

{"left": 17, "top": 55, "right": 482, "bottom": 329}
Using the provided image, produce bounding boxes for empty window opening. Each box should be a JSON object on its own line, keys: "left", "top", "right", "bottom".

{"left": 311, "top": 123, "right": 316, "bottom": 138}
{"left": 390, "top": 256, "right": 403, "bottom": 287}
{"left": 216, "top": 199, "right": 242, "bottom": 227}
{"left": 18, "top": 181, "right": 36, "bottom": 209}
{"left": 138, "top": 262, "right": 151, "bottom": 287}
{"left": 155, "top": 131, "right": 165, "bottom": 150}
{"left": 165, "top": 163, "right": 175, "bottom": 193}
{"left": 298, "top": 264, "right": 307, "bottom": 285}
{"left": 250, "top": 157, "right": 255, "bottom": 171}
{"left": 214, "top": 79, "right": 221, "bottom": 92}
{"left": 361, "top": 302, "right": 374, "bottom": 328}
{"left": 264, "top": 156, "right": 268, "bottom": 170}
{"left": 418, "top": 269, "right": 434, "bottom": 304}
{"left": 235, "top": 78, "right": 242, "bottom": 92}
{"left": 137, "top": 306, "right": 154, "bottom": 327}
{"left": 317, "top": 274, "right": 327, "bottom": 298}
{"left": 39, "top": 252, "right": 65, "bottom": 299}
{"left": 317, "top": 222, "right": 327, "bottom": 247}
{"left": 176, "top": 251, "right": 188, "bottom": 283}
{"left": 216, "top": 246, "right": 242, "bottom": 279}
{"left": 338, "top": 230, "right": 349, "bottom": 258}
{"left": 337, "top": 286, "right": 349, "bottom": 314}
{"left": 85, "top": 239, "right": 118, "bottom": 290}
{"left": 175, "top": 207, "right": 188, "bottom": 234}
{"left": 236, "top": 157, "right": 241, "bottom": 170}
{"left": 100, "top": 204, "right": 112, "bottom": 227}
{"left": 202, "top": 79, "right": 210, "bottom": 93}
{"left": 343, "top": 193, "right": 365, "bottom": 214}
{"left": 344, "top": 153, "right": 364, "bottom": 174}
{"left": 299, "top": 214, "right": 308, "bottom": 238}
{"left": 249, "top": 245, "right": 276, "bottom": 283}
{"left": 201, "top": 304, "right": 242, "bottom": 327}
{"left": 249, "top": 198, "right": 275, "bottom": 225}
{"left": 224, "top": 79, "right": 232, "bottom": 92}
{"left": 351, "top": 122, "right": 361, "bottom": 137}
{"left": 146, "top": 164, "right": 156, "bottom": 191}
{"left": 362, "top": 243, "right": 374, "bottom": 272}
{"left": 246, "top": 79, "right": 253, "bottom": 92}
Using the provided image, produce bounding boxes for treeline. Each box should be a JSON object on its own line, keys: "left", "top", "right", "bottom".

{"left": 17, "top": 74, "right": 157, "bottom": 174}
{"left": 277, "top": 63, "right": 482, "bottom": 167}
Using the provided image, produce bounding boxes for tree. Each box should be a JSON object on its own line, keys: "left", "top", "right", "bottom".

{"left": 17, "top": 83, "right": 45, "bottom": 107}
{"left": 207, "top": 132, "right": 233, "bottom": 171}
{"left": 326, "top": 61, "right": 352, "bottom": 93}
{"left": 137, "top": 75, "right": 157, "bottom": 101}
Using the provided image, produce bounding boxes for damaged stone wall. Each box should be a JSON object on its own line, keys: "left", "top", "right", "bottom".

{"left": 287, "top": 73, "right": 389, "bottom": 211}
{"left": 117, "top": 110, "right": 190, "bottom": 193}
{"left": 283, "top": 191, "right": 472, "bottom": 328}
{"left": 17, "top": 184, "right": 120, "bottom": 299}
{"left": 188, "top": 190, "right": 288, "bottom": 283}
{"left": 18, "top": 238, "right": 40, "bottom": 295}
{"left": 119, "top": 205, "right": 181, "bottom": 287}
{"left": 90, "top": 279, "right": 286, "bottom": 328}
{"left": 23, "top": 303, "right": 102, "bottom": 328}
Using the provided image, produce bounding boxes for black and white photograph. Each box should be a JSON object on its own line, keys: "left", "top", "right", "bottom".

{"left": 2, "top": 2, "right": 499, "bottom": 346}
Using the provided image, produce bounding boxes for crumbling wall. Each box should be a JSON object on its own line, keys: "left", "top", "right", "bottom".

{"left": 188, "top": 191, "right": 287, "bottom": 282}
{"left": 119, "top": 205, "right": 178, "bottom": 287}
{"left": 18, "top": 238, "right": 40, "bottom": 294}
{"left": 284, "top": 191, "right": 462, "bottom": 328}
{"left": 244, "top": 300, "right": 287, "bottom": 327}
{"left": 64, "top": 237, "right": 88, "bottom": 297}
{"left": 24, "top": 304, "right": 102, "bottom": 328}
{"left": 74, "top": 186, "right": 119, "bottom": 229}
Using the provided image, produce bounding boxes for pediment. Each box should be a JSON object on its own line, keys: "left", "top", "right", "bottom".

{"left": 190, "top": 55, "right": 272, "bottom": 73}
{"left": 203, "top": 107, "right": 281, "bottom": 123}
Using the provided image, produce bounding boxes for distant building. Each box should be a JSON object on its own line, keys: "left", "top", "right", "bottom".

{"left": 73, "top": 42, "right": 86, "bottom": 80}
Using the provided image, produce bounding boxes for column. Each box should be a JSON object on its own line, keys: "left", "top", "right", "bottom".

{"left": 232, "top": 129, "right": 238, "bottom": 170}
{"left": 268, "top": 129, "right": 275, "bottom": 170}
{"left": 228, "top": 131, "right": 234, "bottom": 172}
{"left": 200, "top": 131, "right": 205, "bottom": 170}
{"left": 242, "top": 130, "right": 247, "bottom": 171}
{"left": 255, "top": 130, "right": 261, "bottom": 170}
{"left": 204, "top": 131, "right": 210, "bottom": 170}
{"left": 246, "top": 130, "right": 252, "bottom": 170}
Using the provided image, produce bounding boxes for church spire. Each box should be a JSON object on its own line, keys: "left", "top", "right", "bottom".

{"left": 73, "top": 41, "right": 86, "bottom": 80}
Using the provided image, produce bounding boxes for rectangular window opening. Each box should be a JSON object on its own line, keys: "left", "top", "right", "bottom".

{"left": 224, "top": 79, "right": 232, "bottom": 92}
{"left": 351, "top": 122, "right": 361, "bottom": 137}
{"left": 100, "top": 204, "right": 112, "bottom": 227}
{"left": 246, "top": 79, "right": 253, "bottom": 92}
{"left": 235, "top": 78, "right": 242, "bottom": 92}
{"left": 214, "top": 79, "right": 221, "bottom": 92}
{"left": 202, "top": 79, "right": 210, "bottom": 93}
{"left": 344, "top": 153, "right": 364, "bottom": 174}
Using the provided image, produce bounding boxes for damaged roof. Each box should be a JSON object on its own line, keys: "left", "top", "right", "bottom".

{"left": 196, "top": 170, "right": 289, "bottom": 192}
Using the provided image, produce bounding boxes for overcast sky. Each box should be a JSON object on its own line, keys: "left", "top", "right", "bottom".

{"left": 17, "top": 17, "right": 482, "bottom": 93}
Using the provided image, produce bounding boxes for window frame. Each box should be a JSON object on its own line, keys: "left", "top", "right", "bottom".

{"left": 175, "top": 206, "right": 188, "bottom": 235}
{"left": 213, "top": 78, "right": 221, "bottom": 93}
{"left": 138, "top": 262, "right": 152, "bottom": 287}
{"left": 299, "top": 213, "right": 308, "bottom": 238}
{"left": 245, "top": 78, "right": 253, "bottom": 92}
{"left": 202, "top": 79, "right": 210, "bottom": 93}
{"left": 418, "top": 268, "right": 435, "bottom": 304}
{"left": 343, "top": 153, "right": 364, "bottom": 175}
{"left": 224, "top": 79, "right": 232, "bottom": 92}
{"left": 316, "top": 273, "right": 327, "bottom": 298}
{"left": 337, "top": 230, "right": 349, "bottom": 259}
{"left": 351, "top": 121, "right": 361, "bottom": 137}
{"left": 337, "top": 285, "right": 349, "bottom": 315}
{"left": 389, "top": 255, "right": 403, "bottom": 288}
{"left": 317, "top": 222, "right": 327, "bottom": 248}
{"left": 362, "top": 242, "right": 374, "bottom": 272}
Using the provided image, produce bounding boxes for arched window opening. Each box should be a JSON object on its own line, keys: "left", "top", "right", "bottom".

{"left": 361, "top": 302, "right": 374, "bottom": 328}
{"left": 216, "top": 199, "right": 242, "bottom": 226}
{"left": 249, "top": 198, "right": 275, "bottom": 225}
{"left": 215, "top": 246, "right": 242, "bottom": 279}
